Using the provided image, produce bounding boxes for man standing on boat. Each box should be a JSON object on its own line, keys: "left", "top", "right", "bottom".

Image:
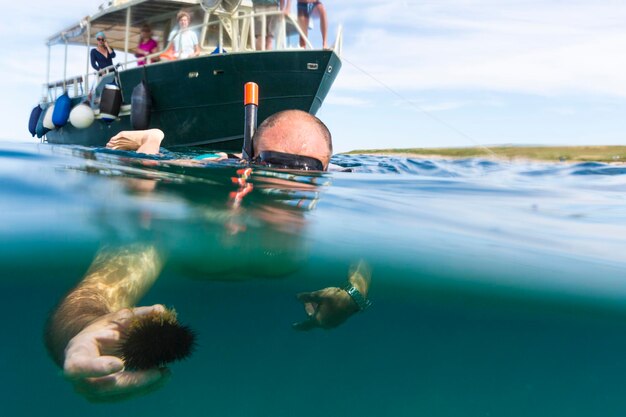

{"left": 165, "top": 11, "right": 200, "bottom": 59}
{"left": 297, "top": 0, "right": 328, "bottom": 49}
{"left": 253, "top": 0, "right": 291, "bottom": 50}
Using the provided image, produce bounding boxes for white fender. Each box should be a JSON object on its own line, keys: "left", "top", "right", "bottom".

{"left": 69, "top": 103, "right": 95, "bottom": 129}
{"left": 43, "top": 104, "right": 56, "bottom": 130}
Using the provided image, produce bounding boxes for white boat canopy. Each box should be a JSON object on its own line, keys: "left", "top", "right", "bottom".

{"left": 46, "top": 0, "right": 210, "bottom": 50}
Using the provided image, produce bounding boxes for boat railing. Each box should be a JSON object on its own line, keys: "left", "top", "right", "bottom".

{"left": 43, "top": 8, "right": 341, "bottom": 103}
{"left": 43, "top": 75, "right": 87, "bottom": 102}
{"left": 44, "top": 67, "right": 118, "bottom": 103}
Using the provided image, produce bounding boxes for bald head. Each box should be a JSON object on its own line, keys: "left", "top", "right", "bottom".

{"left": 252, "top": 110, "right": 333, "bottom": 170}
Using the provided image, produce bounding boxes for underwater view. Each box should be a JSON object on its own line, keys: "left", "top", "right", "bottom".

{"left": 1, "top": 140, "right": 626, "bottom": 416}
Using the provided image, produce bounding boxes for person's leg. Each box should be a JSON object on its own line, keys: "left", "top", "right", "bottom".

{"left": 254, "top": 11, "right": 263, "bottom": 50}
{"left": 315, "top": 3, "right": 328, "bottom": 48}
{"left": 264, "top": 14, "right": 274, "bottom": 50}
{"left": 106, "top": 129, "right": 165, "bottom": 154}
{"left": 254, "top": 6, "right": 264, "bottom": 50}
{"left": 254, "top": 5, "right": 277, "bottom": 50}
{"left": 297, "top": 2, "right": 309, "bottom": 47}
{"left": 265, "top": 34, "right": 274, "bottom": 50}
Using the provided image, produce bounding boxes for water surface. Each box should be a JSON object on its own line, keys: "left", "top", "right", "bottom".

{"left": 1, "top": 141, "right": 626, "bottom": 416}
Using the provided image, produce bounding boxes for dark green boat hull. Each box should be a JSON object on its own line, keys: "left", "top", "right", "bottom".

{"left": 45, "top": 50, "right": 341, "bottom": 150}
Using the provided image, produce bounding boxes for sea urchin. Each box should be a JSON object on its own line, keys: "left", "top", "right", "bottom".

{"left": 120, "top": 308, "right": 196, "bottom": 371}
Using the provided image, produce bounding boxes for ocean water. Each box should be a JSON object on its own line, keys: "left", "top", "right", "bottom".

{"left": 1, "top": 141, "right": 626, "bottom": 416}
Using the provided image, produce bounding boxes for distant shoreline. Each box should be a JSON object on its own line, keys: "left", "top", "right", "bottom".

{"left": 345, "top": 145, "right": 626, "bottom": 163}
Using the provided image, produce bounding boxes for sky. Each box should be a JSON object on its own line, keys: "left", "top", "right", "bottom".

{"left": 2, "top": 0, "right": 626, "bottom": 152}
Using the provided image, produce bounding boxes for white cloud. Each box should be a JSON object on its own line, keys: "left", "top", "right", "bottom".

{"left": 331, "top": 1, "right": 626, "bottom": 97}
{"left": 416, "top": 101, "right": 465, "bottom": 112}
{"left": 545, "top": 106, "right": 577, "bottom": 116}
{"left": 325, "top": 94, "right": 372, "bottom": 107}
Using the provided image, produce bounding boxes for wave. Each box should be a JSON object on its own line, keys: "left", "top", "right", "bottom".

{"left": 332, "top": 154, "right": 626, "bottom": 178}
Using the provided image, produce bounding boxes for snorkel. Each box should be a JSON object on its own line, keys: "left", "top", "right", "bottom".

{"left": 242, "top": 82, "right": 258, "bottom": 161}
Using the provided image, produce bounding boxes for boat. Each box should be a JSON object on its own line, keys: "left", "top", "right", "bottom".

{"left": 30, "top": 0, "right": 342, "bottom": 150}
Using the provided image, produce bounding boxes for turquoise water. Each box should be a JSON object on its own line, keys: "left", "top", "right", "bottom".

{"left": 2, "top": 141, "right": 626, "bottom": 416}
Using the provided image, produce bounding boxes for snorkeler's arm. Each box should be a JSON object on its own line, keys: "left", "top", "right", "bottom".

{"left": 347, "top": 259, "right": 371, "bottom": 299}
{"left": 62, "top": 306, "right": 172, "bottom": 402}
{"left": 44, "top": 244, "right": 164, "bottom": 367}
{"left": 293, "top": 260, "right": 372, "bottom": 331}
{"left": 106, "top": 129, "right": 164, "bottom": 154}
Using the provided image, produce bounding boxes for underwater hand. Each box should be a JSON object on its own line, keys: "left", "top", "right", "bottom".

{"left": 64, "top": 305, "right": 170, "bottom": 402}
{"left": 292, "top": 287, "right": 359, "bottom": 331}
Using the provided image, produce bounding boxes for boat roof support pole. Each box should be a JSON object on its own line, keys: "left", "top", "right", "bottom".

{"left": 239, "top": 14, "right": 250, "bottom": 51}
{"left": 85, "top": 21, "right": 91, "bottom": 94}
{"left": 200, "top": 12, "right": 209, "bottom": 49}
{"left": 219, "top": 20, "right": 223, "bottom": 53}
{"left": 249, "top": 14, "right": 256, "bottom": 51}
{"left": 231, "top": 16, "right": 240, "bottom": 52}
{"left": 124, "top": 6, "right": 131, "bottom": 66}
{"left": 277, "top": 14, "right": 286, "bottom": 49}
{"left": 261, "top": 15, "right": 266, "bottom": 51}
{"left": 45, "top": 44, "right": 51, "bottom": 101}
{"left": 63, "top": 39, "right": 68, "bottom": 92}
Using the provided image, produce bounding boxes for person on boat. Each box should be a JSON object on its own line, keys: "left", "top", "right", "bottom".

{"left": 44, "top": 110, "right": 372, "bottom": 402}
{"left": 135, "top": 24, "right": 159, "bottom": 66}
{"left": 90, "top": 31, "right": 116, "bottom": 72}
{"left": 163, "top": 11, "right": 200, "bottom": 59}
{"left": 252, "top": 0, "right": 291, "bottom": 50}
{"left": 297, "top": 0, "right": 328, "bottom": 49}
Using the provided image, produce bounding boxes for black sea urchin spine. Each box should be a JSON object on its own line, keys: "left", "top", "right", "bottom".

{"left": 120, "top": 308, "right": 196, "bottom": 371}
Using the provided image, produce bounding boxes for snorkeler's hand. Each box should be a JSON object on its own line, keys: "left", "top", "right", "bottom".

{"left": 292, "top": 287, "right": 359, "bottom": 331}
{"left": 293, "top": 261, "right": 372, "bottom": 331}
{"left": 64, "top": 305, "right": 170, "bottom": 402}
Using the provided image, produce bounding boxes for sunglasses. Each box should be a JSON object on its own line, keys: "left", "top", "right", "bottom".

{"left": 252, "top": 151, "right": 324, "bottom": 171}
{"left": 96, "top": 38, "right": 105, "bottom": 41}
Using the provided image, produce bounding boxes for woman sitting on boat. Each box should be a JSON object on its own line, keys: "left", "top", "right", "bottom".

{"left": 163, "top": 11, "right": 200, "bottom": 60}
{"left": 90, "top": 31, "right": 116, "bottom": 72}
{"left": 135, "top": 24, "right": 159, "bottom": 66}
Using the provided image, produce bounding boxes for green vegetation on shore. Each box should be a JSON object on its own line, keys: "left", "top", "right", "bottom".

{"left": 346, "top": 146, "right": 626, "bottom": 163}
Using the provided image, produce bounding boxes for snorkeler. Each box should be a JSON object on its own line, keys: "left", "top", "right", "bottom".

{"left": 106, "top": 110, "right": 333, "bottom": 171}
{"left": 45, "top": 110, "right": 372, "bottom": 402}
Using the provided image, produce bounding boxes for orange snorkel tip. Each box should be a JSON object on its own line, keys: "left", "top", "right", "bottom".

{"left": 244, "top": 82, "right": 258, "bottom": 106}
{"left": 242, "top": 82, "right": 258, "bottom": 161}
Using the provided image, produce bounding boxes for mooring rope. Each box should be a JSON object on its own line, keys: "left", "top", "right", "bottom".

{"left": 341, "top": 55, "right": 498, "bottom": 158}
